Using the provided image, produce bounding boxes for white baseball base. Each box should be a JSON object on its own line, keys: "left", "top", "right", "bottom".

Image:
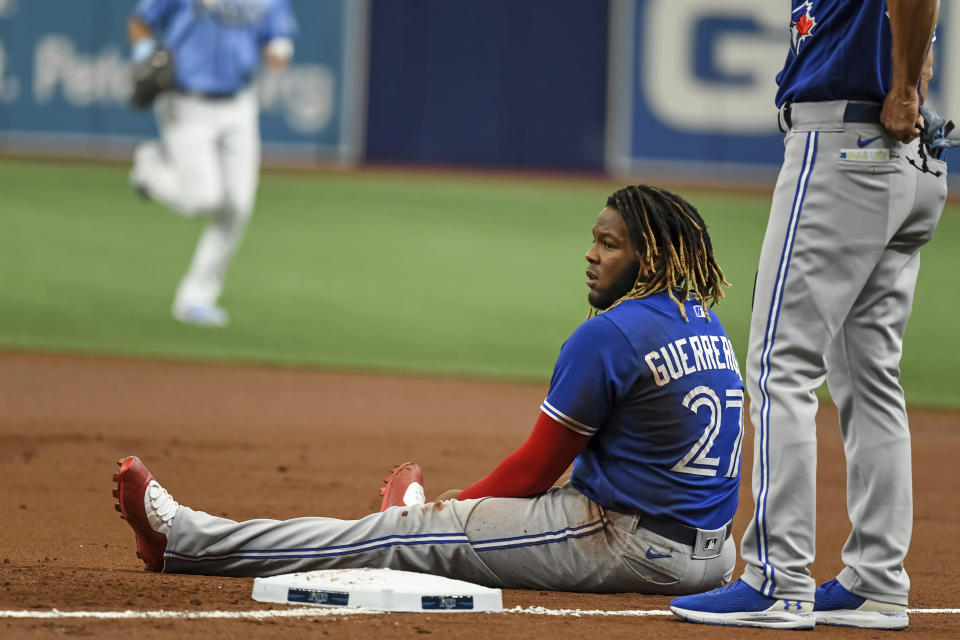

{"left": 251, "top": 568, "right": 503, "bottom": 612}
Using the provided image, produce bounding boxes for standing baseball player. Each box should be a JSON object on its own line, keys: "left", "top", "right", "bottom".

{"left": 128, "top": 0, "right": 297, "bottom": 327}
{"left": 670, "top": 0, "right": 946, "bottom": 630}
{"left": 113, "top": 184, "right": 746, "bottom": 594}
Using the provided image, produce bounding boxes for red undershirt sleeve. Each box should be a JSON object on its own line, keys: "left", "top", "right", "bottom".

{"left": 458, "top": 410, "right": 591, "bottom": 499}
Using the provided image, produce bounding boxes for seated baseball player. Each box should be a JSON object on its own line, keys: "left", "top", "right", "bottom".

{"left": 113, "top": 184, "right": 745, "bottom": 594}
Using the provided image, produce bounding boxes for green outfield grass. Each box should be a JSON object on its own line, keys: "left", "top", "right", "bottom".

{"left": 0, "top": 158, "right": 957, "bottom": 407}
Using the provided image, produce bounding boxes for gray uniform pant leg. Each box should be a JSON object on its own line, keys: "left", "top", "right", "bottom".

{"left": 164, "top": 483, "right": 734, "bottom": 594}
{"left": 465, "top": 484, "right": 734, "bottom": 594}
{"left": 825, "top": 164, "right": 945, "bottom": 605}
{"left": 739, "top": 104, "right": 946, "bottom": 602}
{"left": 164, "top": 498, "right": 502, "bottom": 587}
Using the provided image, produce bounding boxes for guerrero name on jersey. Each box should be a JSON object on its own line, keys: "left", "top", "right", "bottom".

{"left": 542, "top": 292, "right": 744, "bottom": 531}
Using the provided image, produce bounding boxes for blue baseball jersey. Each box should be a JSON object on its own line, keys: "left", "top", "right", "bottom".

{"left": 777, "top": 0, "right": 896, "bottom": 106}
{"left": 135, "top": 0, "right": 297, "bottom": 95}
{"left": 541, "top": 293, "right": 744, "bottom": 530}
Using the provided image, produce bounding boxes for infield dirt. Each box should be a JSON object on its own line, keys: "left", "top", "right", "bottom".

{"left": 1, "top": 351, "right": 958, "bottom": 638}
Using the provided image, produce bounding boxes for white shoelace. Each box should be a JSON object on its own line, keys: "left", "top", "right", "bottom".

{"left": 144, "top": 480, "right": 180, "bottom": 535}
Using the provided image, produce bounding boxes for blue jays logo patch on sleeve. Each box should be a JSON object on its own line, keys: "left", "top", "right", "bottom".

{"left": 790, "top": 1, "right": 817, "bottom": 54}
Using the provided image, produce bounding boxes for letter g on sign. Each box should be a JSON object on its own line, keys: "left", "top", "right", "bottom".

{"left": 642, "top": 0, "right": 783, "bottom": 133}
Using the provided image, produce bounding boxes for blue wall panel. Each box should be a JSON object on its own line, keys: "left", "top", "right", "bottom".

{"left": 365, "top": 0, "right": 608, "bottom": 170}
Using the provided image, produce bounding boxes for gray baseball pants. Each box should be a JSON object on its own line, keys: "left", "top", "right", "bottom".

{"left": 740, "top": 100, "right": 947, "bottom": 604}
{"left": 163, "top": 482, "right": 734, "bottom": 594}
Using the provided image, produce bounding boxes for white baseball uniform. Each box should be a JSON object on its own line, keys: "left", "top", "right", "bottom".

{"left": 130, "top": 0, "right": 297, "bottom": 326}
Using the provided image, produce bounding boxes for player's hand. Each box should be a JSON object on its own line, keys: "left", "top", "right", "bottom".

{"left": 265, "top": 50, "right": 289, "bottom": 69}
{"left": 264, "top": 38, "right": 293, "bottom": 69}
{"left": 881, "top": 87, "right": 922, "bottom": 143}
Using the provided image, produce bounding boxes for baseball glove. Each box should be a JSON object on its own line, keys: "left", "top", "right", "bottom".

{"left": 129, "top": 49, "right": 176, "bottom": 110}
{"left": 919, "top": 103, "right": 960, "bottom": 160}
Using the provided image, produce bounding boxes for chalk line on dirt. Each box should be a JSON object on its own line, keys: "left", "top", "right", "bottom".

{"left": 1, "top": 607, "right": 958, "bottom": 620}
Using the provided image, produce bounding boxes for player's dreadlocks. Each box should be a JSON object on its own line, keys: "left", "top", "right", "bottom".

{"left": 604, "top": 184, "right": 729, "bottom": 321}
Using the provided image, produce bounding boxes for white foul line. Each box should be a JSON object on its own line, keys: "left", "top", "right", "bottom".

{"left": 1, "top": 607, "right": 959, "bottom": 620}
{"left": 0, "top": 607, "right": 377, "bottom": 619}
{"left": 507, "top": 606, "right": 671, "bottom": 617}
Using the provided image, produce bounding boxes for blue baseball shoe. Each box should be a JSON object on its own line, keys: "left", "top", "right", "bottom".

{"left": 670, "top": 579, "right": 814, "bottom": 629}
{"left": 814, "top": 579, "right": 908, "bottom": 630}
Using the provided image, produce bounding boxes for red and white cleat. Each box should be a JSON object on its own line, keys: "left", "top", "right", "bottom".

{"left": 378, "top": 462, "right": 426, "bottom": 512}
{"left": 112, "top": 456, "right": 179, "bottom": 572}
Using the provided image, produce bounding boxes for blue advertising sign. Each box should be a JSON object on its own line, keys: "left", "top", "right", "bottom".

{"left": 0, "top": 0, "right": 367, "bottom": 161}
{"left": 606, "top": 0, "right": 960, "bottom": 181}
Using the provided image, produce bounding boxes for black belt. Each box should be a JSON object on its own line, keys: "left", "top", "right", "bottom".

{"left": 780, "top": 102, "right": 882, "bottom": 131}
{"left": 638, "top": 513, "right": 732, "bottom": 547}
{"left": 175, "top": 88, "right": 243, "bottom": 100}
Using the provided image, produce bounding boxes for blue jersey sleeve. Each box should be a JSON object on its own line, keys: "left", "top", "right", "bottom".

{"left": 541, "top": 316, "right": 641, "bottom": 437}
{"left": 134, "top": 0, "right": 176, "bottom": 29}
{"left": 259, "top": 0, "right": 298, "bottom": 45}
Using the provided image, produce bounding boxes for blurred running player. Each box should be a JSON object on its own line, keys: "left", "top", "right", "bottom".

{"left": 128, "top": 0, "right": 297, "bottom": 327}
